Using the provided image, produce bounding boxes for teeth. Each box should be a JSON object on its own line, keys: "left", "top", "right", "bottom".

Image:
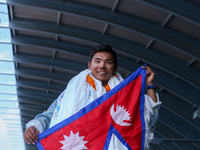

{"left": 98, "top": 72, "right": 106, "bottom": 74}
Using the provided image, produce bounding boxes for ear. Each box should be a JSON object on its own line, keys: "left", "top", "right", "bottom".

{"left": 88, "top": 61, "right": 92, "bottom": 70}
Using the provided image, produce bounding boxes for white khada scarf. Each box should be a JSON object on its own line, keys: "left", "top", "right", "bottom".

{"left": 49, "top": 69, "right": 123, "bottom": 128}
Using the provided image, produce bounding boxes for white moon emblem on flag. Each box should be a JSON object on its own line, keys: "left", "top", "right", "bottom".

{"left": 110, "top": 103, "right": 132, "bottom": 126}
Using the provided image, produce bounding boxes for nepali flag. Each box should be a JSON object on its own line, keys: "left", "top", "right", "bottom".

{"left": 36, "top": 66, "right": 147, "bottom": 150}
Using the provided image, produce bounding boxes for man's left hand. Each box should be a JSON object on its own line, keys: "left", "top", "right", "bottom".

{"left": 141, "top": 66, "right": 155, "bottom": 85}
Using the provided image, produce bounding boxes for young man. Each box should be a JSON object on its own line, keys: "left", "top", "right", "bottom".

{"left": 24, "top": 44, "right": 161, "bottom": 149}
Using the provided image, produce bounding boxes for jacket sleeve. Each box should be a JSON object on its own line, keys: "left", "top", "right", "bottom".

{"left": 25, "top": 99, "right": 57, "bottom": 133}
{"left": 144, "top": 93, "right": 161, "bottom": 126}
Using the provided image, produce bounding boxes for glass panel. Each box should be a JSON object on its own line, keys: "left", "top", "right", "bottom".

{"left": 0, "top": 28, "right": 11, "bottom": 42}
{"left": 0, "top": 61, "right": 14, "bottom": 74}
{"left": 5, "top": 124, "right": 22, "bottom": 128}
{"left": 1, "top": 114, "right": 20, "bottom": 120}
{"left": 0, "top": 108, "right": 19, "bottom": 114}
{"left": 0, "top": 74, "right": 15, "bottom": 84}
{"left": 0, "top": 94, "right": 18, "bottom": 101}
{"left": 0, "top": 3, "right": 25, "bottom": 150}
{"left": 7, "top": 127, "right": 22, "bottom": 132}
{"left": 3, "top": 121, "right": 21, "bottom": 125}
{"left": 0, "top": 3, "right": 8, "bottom": 27}
{"left": 0, "top": 85, "right": 17, "bottom": 94}
{"left": 0, "top": 44, "right": 13, "bottom": 61}
{"left": 0, "top": 100, "right": 18, "bottom": 108}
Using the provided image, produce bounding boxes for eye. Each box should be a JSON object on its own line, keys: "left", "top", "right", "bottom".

{"left": 95, "top": 60, "right": 100, "bottom": 63}
{"left": 106, "top": 61, "right": 112, "bottom": 64}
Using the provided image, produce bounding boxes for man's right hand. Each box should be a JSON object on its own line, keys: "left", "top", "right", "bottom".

{"left": 23, "top": 126, "right": 39, "bottom": 144}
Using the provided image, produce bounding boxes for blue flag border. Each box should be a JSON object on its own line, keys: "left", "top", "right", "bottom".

{"left": 103, "top": 124, "right": 132, "bottom": 150}
{"left": 36, "top": 66, "right": 146, "bottom": 150}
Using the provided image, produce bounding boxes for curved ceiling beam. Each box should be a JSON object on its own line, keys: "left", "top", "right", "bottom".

{"left": 10, "top": 33, "right": 200, "bottom": 91}
{"left": 19, "top": 103, "right": 47, "bottom": 112}
{"left": 136, "top": 0, "right": 200, "bottom": 24}
{"left": 119, "top": 57, "right": 200, "bottom": 106}
{"left": 152, "top": 96, "right": 200, "bottom": 142}
{"left": 151, "top": 67, "right": 200, "bottom": 107}
{"left": 161, "top": 105, "right": 200, "bottom": 131}
{"left": 157, "top": 119, "right": 200, "bottom": 149}
{"left": 21, "top": 116, "right": 39, "bottom": 123}
{"left": 153, "top": 131, "right": 182, "bottom": 150}
{"left": 15, "top": 68, "right": 72, "bottom": 84}
{"left": 16, "top": 79, "right": 66, "bottom": 93}
{"left": 6, "top": 18, "right": 197, "bottom": 88}
{"left": 13, "top": 53, "right": 87, "bottom": 75}
{"left": 150, "top": 145, "right": 165, "bottom": 150}
{"left": 155, "top": 107, "right": 200, "bottom": 149}
{"left": 18, "top": 96, "right": 53, "bottom": 106}
{"left": 6, "top": 0, "right": 200, "bottom": 60}
{"left": 11, "top": 36, "right": 200, "bottom": 106}
{"left": 155, "top": 122, "right": 190, "bottom": 149}
{"left": 152, "top": 100, "right": 199, "bottom": 146}
{"left": 14, "top": 57, "right": 200, "bottom": 107}
{"left": 160, "top": 91, "right": 200, "bottom": 127}
{"left": 20, "top": 110, "right": 41, "bottom": 118}
{"left": 12, "top": 51, "right": 198, "bottom": 106}
{"left": 159, "top": 110, "right": 200, "bottom": 139}
{"left": 17, "top": 89, "right": 58, "bottom": 100}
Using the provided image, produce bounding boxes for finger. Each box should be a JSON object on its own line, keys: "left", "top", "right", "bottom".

{"left": 23, "top": 133, "right": 30, "bottom": 144}
{"left": 34, "top": 130, "right": 40, "bottom": 143}
{"left": 29, "top": 127, "right": 39, "bottom": 144}
{"left": 29, "top": 127, "right": 39, "bottom": 141}
{"left": 141, "top": 66, "right": 149, "bottom": 69}
{"left": 26, "top": 129, "right": 35, "bottom": 144}
{"left": 146, "top": 69, "right": 152, "bottom": 75}
{"left": 36, "top": 130, "right": 40, "bottom": 135}
{"left": 25, "top": 127, "right": 39, "bottom": 144}
{"left": 24, "top": 129, "right": 34, "bottom": 144}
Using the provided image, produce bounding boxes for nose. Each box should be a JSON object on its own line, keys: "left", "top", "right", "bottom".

{"left": 99, "top": 62, "right": 106, "bottom": 69}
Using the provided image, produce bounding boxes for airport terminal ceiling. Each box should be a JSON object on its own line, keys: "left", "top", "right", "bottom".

{"left": 1, "top": 0, "right": 200, "bottom": 149}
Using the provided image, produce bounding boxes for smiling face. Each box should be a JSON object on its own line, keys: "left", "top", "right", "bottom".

{"left": 88, "top": 52, "right": 117, "bottom": 87}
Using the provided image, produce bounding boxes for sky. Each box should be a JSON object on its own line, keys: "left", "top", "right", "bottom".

{"left": 0, "top": 3, "right": 25, "bottom": 150}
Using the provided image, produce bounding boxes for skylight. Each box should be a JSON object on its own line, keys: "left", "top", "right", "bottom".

{"left": 0, "top": 3, "right": 25, "bottom": 150}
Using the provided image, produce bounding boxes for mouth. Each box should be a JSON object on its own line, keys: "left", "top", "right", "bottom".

{"left": 97, "top": 71, "right": 107, "bottom": 75}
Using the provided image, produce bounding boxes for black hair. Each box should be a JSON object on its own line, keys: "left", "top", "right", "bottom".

{"left": 89, "top": 44, "right": 118, "bottom": 67}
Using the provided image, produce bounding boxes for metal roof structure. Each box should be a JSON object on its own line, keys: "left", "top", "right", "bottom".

{"left": 1, "top": 0, "right": 200, "bottom": 149}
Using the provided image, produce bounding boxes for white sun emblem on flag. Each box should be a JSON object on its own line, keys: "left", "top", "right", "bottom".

{"left": 59, "top": 131, "right": 88, "bottom": 150}
{"left": 110, "top": 103, "right": 132, "bottom": 126}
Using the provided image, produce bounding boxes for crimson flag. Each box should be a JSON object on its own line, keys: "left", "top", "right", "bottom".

{"left": 36, "top": 66, "right": 146, "bottom": 150}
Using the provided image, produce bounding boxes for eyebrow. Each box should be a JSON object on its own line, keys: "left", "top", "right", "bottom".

{"left": 93, "top": 58, "right": 114, "bottom": 62}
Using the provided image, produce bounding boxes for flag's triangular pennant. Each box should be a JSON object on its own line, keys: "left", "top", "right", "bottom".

{"left": 36, "top": 66, "right": 146, "bottom": 150}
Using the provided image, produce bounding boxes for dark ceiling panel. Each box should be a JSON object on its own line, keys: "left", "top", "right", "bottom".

{"left": 116, "top": 0, "right": 169, "bottom": 24}
{"left": 77, "top": 0, "right": 116, "bottom": 8}
{"left": 107, "top": 25, "right": 150, "bottom": 45}
{"left": 167, "top": 16, "right": 200, "bottom": 40}
{"left": 151, "top": 41, "right": 193, "bottom": 63}
{"left": 142, "top": 0, "right": 200, "bottom": 23}
{"left": 16, "top": 30, "right": 55, "bottom": 39}
{"left": 61, "top": 13, "right": 106, "bottom": 32}
{"left": 17, "top": 45, "right": 54, "bottom": 57}
{"left": 17, "top": 89, "right": 58, "bottom": 100}
{"left": 15, "top": 67, "right": 72, "bottom": 83}
{"left": 13, "top": 5, "right": 58, "bottom": 22}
